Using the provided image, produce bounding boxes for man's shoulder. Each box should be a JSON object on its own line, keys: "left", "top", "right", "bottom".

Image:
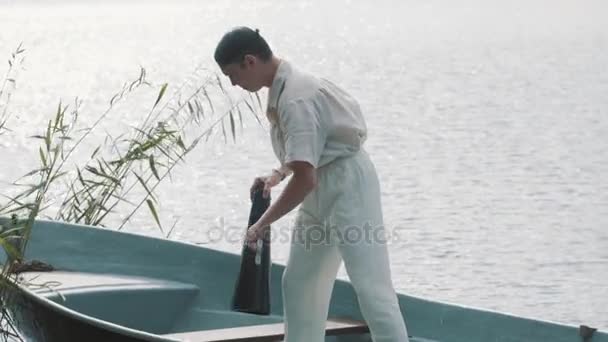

{"left": 279, "top": 69, "right": 323, "bottom": 108}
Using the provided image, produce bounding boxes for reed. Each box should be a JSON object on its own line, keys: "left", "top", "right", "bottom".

{"left": 0, "top": 44, "right": 264, "bottom": 341}
{"left": 0, "top": 43, "right": 25, "bottom": 138}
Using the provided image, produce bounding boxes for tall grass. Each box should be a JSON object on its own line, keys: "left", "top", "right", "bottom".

{"left": 0, "top": 44, "right": 26, "bottom": 341}
{"left": 0, "top": 43, "right": 24, "bottom": 137}
{"left": 0, "top": 45, "right": 264, "bottom": 340}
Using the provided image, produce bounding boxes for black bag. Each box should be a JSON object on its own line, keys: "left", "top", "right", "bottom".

{"left": 231, "top": 187, "right": 271, "bottom": 315}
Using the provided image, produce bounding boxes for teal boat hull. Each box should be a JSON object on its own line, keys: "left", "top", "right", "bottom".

{"left": 1, "top": 218, "right": 606, "bottom": 342}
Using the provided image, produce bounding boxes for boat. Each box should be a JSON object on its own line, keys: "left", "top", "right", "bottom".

{"left": 0, "top": 217, "right": 606, "bottom": 342}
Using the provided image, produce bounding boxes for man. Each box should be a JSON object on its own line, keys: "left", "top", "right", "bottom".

{"left": 214, "top": 26, "right": 410, "bottom": 342}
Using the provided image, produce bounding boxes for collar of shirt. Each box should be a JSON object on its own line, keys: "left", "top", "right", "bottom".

{"left": 266, "top": 59, "right": 291, "bottom": 125}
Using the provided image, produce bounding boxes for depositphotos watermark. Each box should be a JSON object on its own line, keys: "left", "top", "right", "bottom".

{"left": 198, "top": 218, "right": 405, "bottom": 250}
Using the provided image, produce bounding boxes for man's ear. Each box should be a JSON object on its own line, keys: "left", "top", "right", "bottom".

{"left": 243, "top": 54, "right": 256, "bottom": 67}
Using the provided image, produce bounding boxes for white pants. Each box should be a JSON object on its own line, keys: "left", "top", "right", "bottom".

{"left": 281, "top": 150, "right": 410, "bottom": 342}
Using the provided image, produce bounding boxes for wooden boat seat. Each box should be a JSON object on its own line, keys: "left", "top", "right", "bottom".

{"left": 163, "top": 318, "right": 369, "bottom": 341}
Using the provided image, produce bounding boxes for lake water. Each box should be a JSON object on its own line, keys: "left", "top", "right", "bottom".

{"left": 1, "top": 0, "right": 607, "bottom": 330}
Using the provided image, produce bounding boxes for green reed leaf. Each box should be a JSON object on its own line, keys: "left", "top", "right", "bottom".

{"left": 154, "top": 83, "right": 168, "bottom": 108}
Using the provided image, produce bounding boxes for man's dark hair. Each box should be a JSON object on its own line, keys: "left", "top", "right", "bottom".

{"left": 214, "top": 27, "right": 273, "bottom": 67}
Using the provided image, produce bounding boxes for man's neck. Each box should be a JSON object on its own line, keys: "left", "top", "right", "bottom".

{"left": 263, "top": 56, "right": 282, "bottom": 88}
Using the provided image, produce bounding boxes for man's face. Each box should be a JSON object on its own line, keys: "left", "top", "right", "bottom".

{"left": 220, "top": 55, "right": 262, "bottom": 92}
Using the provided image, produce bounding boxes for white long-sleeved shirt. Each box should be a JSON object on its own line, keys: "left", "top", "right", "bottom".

{"left": 266, "top": 60, "right": 368, "bottom": 170}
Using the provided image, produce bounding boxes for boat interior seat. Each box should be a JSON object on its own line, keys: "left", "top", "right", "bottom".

{"left": 161, "top": 320, "right": 437, "bottom": 342}
{"left": 162, "top": 318, "right": 369, "bottom": 341}
{"left": 20, "top": 271, "right": 200, "bottom": 334}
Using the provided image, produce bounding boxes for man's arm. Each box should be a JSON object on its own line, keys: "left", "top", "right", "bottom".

{"left": 254, "top": 160, "right": 316, "bottom": 228}
{"left": 274, "top": 164, "right": 293, "bottom": 180}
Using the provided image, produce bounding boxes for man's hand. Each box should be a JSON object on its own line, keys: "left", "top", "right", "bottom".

{"left": 250, "top": 171, "right": 283, "bottom": 199}
{"left": 245, "top": 161, "right": 318, "bottom": 251}
{"left": 244, "top": 222, "right": 267, "bottom": 251}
